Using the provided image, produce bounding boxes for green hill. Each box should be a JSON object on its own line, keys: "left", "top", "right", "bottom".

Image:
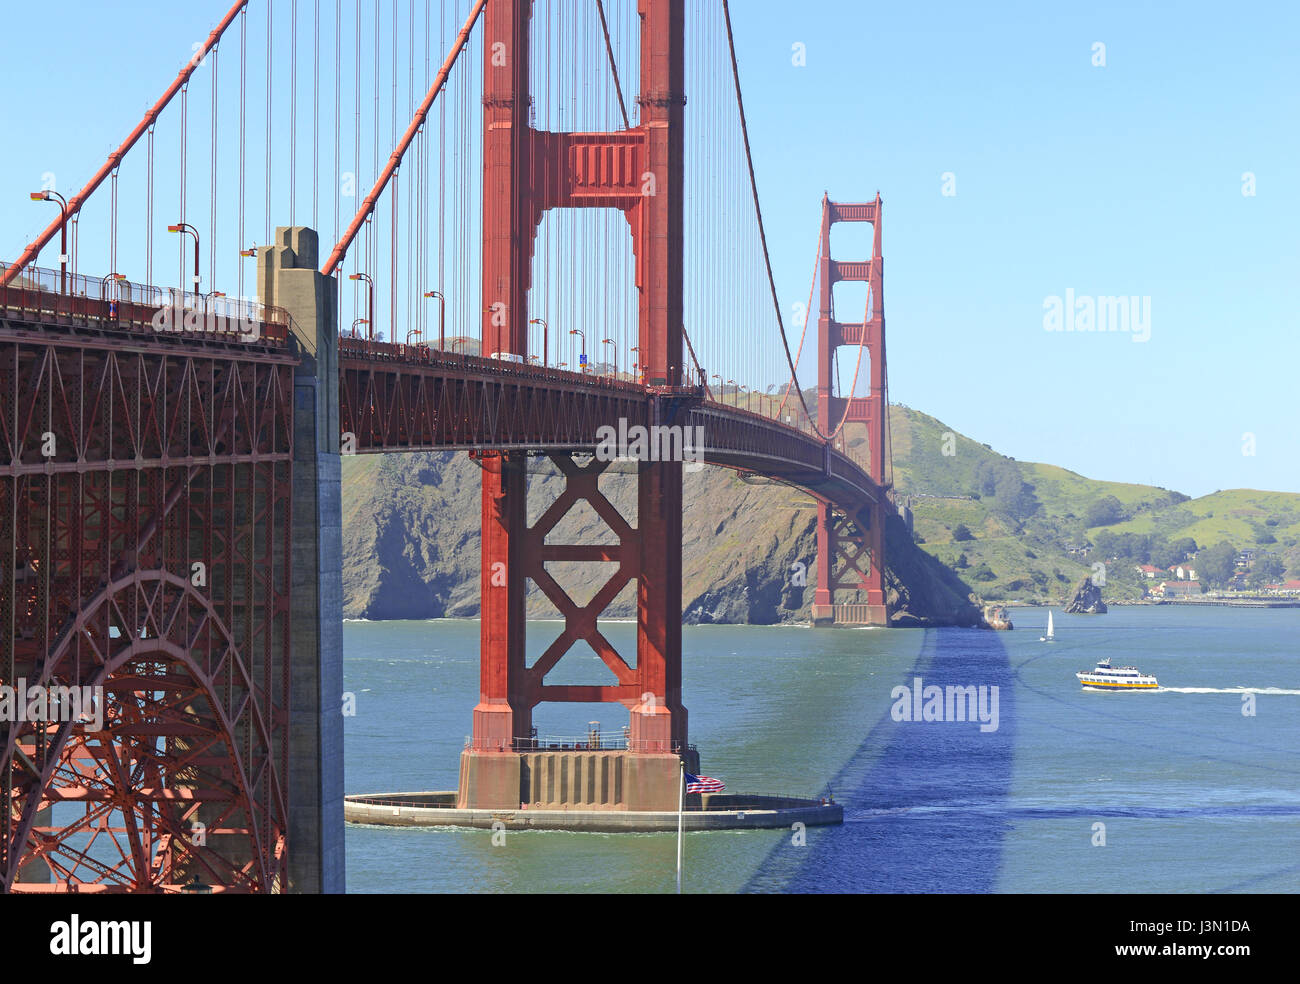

{"left": 887, "top": 404, "right": 1300, "bottom": 603}
{"left": 337, "top": 403, "right": 1300, "bottom": 620}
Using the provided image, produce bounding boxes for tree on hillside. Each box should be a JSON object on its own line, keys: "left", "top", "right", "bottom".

{"left": 1169, "top": 536, "right": 1198, "bottom": 561}
{"left": 1085, "top": 495, "right": 1125, "bottom": 527}
{"left": 1251, "top": 555, "right": 1285, "bottom": 585}
{"left": 1196, "top": 541, "right": 1238, "bottom": 588}
{"left": 1149, "top": 541, "right": 1180, "bottom": 569}
{"left": 972, "top": 459, "right": 1040, "bottom": 522}
{"left": 952, "top": 524, "right": 974, "bottom": 542}
{"left": 954, "top": 552, "right": 969, "bottom": 569}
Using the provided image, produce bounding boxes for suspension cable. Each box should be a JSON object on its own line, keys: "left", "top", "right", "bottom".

{"left": 321, "top": 0, "right": 488, "bottom": 276}
{"left": 594, "top": 0, "right": 629, "bottom": 129}
{"left": 720, "top": 0, "right": 829, "bottom": 440}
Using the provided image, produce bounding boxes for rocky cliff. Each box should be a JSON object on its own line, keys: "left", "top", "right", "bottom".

{"left": 1063, "top": 575, "right": 1108, "bottom": 614}
{"left": 340, "top": 451, "right": 981, "bottom": 626}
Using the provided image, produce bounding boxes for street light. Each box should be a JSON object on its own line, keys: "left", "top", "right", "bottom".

{"left": 167, "top": 222, "right": 201, "bottom": 297}
{"left": 30, "top": 190, "right": 69, "bottom": 294}
{"left": 601, "top": 337, "right": 616, "bottom": 377}
{"left": 350, "top": 318, "right": 369, "bottom": 338}
{"left": 424, "top": 290, "right": 445, "bottom": 349}
{"left": 529, "top": 317, "right": 548, "bottom": 367}
{"left": 569, "top": 327, "right": 587, "bottom": 372}
{"left": 348, "top": 272, "right": 374, "bottom": 341}
{"left": 100, "top": 272, "right": 127, "bottom": 319}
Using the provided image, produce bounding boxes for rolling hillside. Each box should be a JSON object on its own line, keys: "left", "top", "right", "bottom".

{"left": 888, "top": 405, "right": 1300, "bottom": 603}
{"left": 337, "top": 403, "right": 1300, "bottom": 621}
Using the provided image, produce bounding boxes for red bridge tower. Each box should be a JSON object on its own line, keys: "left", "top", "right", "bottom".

{"left": 460, "top": 0, "right": 692, "bottom": 811}
{"left": 811, "top": 195, "right": 890, "bottom": 627}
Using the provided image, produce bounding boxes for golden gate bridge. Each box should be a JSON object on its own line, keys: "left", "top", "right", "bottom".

{"left": 1, "top": 0, "right": 889, "bottom": 892}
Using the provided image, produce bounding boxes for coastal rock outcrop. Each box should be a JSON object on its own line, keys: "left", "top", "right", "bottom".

{"left": 341, "top": 452, "right": 984, "bottom": 627}
{"left": 1064, "top": 575, "right": 1108, "bottom": 614}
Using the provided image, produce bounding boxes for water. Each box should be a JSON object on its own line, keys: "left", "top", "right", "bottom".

{"left": 343, "top": 606, "right": 1300, "bottom": 893}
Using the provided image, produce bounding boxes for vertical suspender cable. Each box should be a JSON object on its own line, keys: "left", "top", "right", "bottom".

{"left": 354, "top": 0, "right": 361, "bottom": 318}
{"left": 334, "top": 0, "right": 341, "bottom": 253}
{"left": 438, "top": 0, "right": 445, "bottom": 345}
{"left": 290, "top": 0, "right": 298, "bottom": 225}
{"left": 406, "top": 0, "right": 414, "bottom": 342}
{"left": 146, "top": 127, "right": 155, "bottom": 288}
{"left": 392, "top": 168, "right": 399, "bottom": 341}
{"left": 109, "top": 169, "right": 118, "bottom": 281}
{"left": 180, "top": 85, "right": 189, "bottom": 293}
{"left": 239, "top": 7, "right": 247, "bottom": 299}
{"left": 266, "top": 0, "right": 274, "bottom": 244}
{"left": 211, "top": 45, "right": 219, "bottom": 292}
{"left": 313, "top": 0, "right": 320, "bottom": 231}
{"left": 372, "top": 0, "right": 380, "bottom": 290}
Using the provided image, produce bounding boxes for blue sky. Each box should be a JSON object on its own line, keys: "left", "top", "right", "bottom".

{"left": 1, "top": 1, "right": 1296, "bottom": 497}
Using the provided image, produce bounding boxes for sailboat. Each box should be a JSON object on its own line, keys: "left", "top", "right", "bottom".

{"left": 1040, "top": 610, "right": 1055, "bottom": 643}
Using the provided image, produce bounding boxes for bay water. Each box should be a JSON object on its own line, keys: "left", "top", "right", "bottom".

{"left": 343, "top": 606, "right": 1300, "bottom": 893}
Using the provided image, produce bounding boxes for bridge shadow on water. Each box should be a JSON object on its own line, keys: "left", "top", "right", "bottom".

{"left": 744, "top": 627, "right": 1017, "bottom": 893}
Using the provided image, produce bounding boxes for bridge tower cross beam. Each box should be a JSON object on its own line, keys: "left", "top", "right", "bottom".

{"left": 812, "top": 195, "right": 888, "bottom": 627}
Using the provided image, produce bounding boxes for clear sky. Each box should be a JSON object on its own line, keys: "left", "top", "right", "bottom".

{"left": 1, "top": 1, "right": 1295, "bottom": 497}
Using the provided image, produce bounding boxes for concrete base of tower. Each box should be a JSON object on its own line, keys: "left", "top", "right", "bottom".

{"left": 346, "top": 789, "right": 843, "bottom": 833}
{"left": 811, "top": 602, "right": 889, "bottom": 627}
{"left": 455, "top": 747, "right": 702, "bottom": 812}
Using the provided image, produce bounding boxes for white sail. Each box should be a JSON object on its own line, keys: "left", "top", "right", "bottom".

{"left": 1046, "top": 611, "right": 1054, "bottom": 639}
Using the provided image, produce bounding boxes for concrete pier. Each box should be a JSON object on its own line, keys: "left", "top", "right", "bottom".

{"left": 259, "top": 227, "right": 345, "bottom": 893}
{"left": 457, "top": 747, "right": 701, "bottom": 812}
{"left": 346, "top": 790, "right": 843, "bottom": 832}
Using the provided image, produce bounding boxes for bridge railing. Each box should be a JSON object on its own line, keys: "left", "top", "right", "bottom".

{"left": 0, "top": 261, "right": 293, "bottom": 347}
{"left": 464, "top": 734, "right": 699, "bottom": 755}
{"left": 339, "top": 334, "right": 681, "bottom": 394}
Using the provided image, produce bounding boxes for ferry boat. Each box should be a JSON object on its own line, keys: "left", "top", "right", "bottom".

{"left": 1076, "top": 657, "right": 1158, "bottom": 691}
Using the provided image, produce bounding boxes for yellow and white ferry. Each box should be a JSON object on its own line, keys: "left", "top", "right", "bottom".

{"left": 1076, "top": 657, "right": 1158, "bottom": 691}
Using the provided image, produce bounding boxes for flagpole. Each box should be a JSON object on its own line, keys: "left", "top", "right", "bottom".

{"left": 676, "top": 758, "right": 684, "bottom": 894}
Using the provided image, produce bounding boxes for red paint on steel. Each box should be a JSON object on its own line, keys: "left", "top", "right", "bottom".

{"left": 813, "top": 196, "right": 889, "bottom": 622}
{"left": 470, "top": 0, "right": 689, "bottom": 761}
{"left": 0, "top": 319, "right": 293, "bottom": 892}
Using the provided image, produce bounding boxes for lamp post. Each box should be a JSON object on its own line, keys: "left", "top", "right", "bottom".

{"left": 349, "top": 272, "right": 374, "bottom": 341}
{"left": 424, "top": 290, "right": 445, "bottom": 349}
{"left": 529, "top": 317, "right": 548, "bottom": 367}
{"left": 350, "top": 318, "right": 369, "bottom": 338}
{"left": 167, "top": 222, "right": 201, "bottom": 298}
{"left": 100, "top": 272, "right": 126, "bottom": 320}
{"left": 601, "top": 337, "right": 616, "bottom": 377}
{"left": 569, "top": 328, "right": 587, "bottom": 373}
{"left": 31, "top": 191, "right": 70, "bottom": 294}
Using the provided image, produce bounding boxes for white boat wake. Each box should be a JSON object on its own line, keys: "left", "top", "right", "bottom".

{"left": 1158, "top": 686, "right": 1300, "bottom": 695}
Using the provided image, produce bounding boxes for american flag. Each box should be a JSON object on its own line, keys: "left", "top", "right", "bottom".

{"left": 684, "top": 773, "right": 725, "bottom": 794}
